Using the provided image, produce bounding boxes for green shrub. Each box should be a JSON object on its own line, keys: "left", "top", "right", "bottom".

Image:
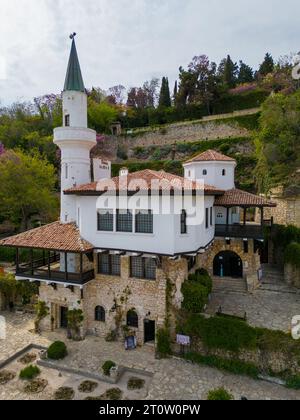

{"left": 47, "top": 341, "right": 68, "bottom": 360}
{"left": 185, "top": 352, "right": 259, "bottom": 379}
{"left": 181, "top": 277, "right": 209, "bottom": 314}
{"left": 19, "top": 365, "right": 41, "bottom": 380}
{"left": 181, "top": 315, "right": 257, "bottom": 352}
{"left": 207, "top": 388, "right": 234, "bottom": 401}
{"left": 284, "top": 243, "right": 300, "bottom": 269}
{"left": 54, "top": 387, "right": 75, "bottom": 400}
{"left": 102, "top": 360, "right": 116, "bottom": 376}
{"left": 285, "top": 375, "right": 300, "bottom": 390}
{"left": 127, "top": 377, "right": 145, "bottom": 390}
{"left": 156, "top": 328, "right": 171, "bottom": 357}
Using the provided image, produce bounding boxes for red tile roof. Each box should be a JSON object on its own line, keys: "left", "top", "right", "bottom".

{"left": 65, "top": 169, "right": 224, "bottom": 195}
{"left": 185, "top": 150, "right": 236, "bottom": 163}
{"left": 0, "top": 222, "right": 94, "bottom": 252}
{"left": 214, "top": 189, "right": 276, "bottom": 207}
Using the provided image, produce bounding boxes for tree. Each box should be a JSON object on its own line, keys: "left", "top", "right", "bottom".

{"left": 107, "top": 85, "right": 126, "bottom": 105}
{"left": 159, "top": 77, "right": 172, "bottom": 107}
{"left": 34, "top": 301, "right": 49, "bottom": 334}
{"left": 237, "top": 61, "right": 254, "bottom": 84}
{"left": 67, "top": 309, "right": 84, "bottom": 341}
{"left": 88, "top": 99, "right": 118, "bottom": 132}
{"left": 259, "top": 53, "right": 274, "bottom": 77}
{"left": 254, "top": 91, "right": 300, "bottom": 192}
{"left": 0, "top": 150, "right": 59, "bottom": 230}
{"left": 218, "top": 55, "right": 238, "bottom": 88}
{"left": 173, "top": 80, "right": 178, "bottom": 104}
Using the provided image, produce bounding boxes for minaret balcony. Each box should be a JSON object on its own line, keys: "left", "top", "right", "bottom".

{"left": 54, "top": 127, "right": 96, "bottom": 145}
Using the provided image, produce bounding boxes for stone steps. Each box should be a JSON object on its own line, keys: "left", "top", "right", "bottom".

{"left": 212, "top": 277, "right": 248, "bottom": 293}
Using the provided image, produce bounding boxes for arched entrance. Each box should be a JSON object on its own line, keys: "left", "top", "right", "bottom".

{"left": 213, "top": 251, "right": 243, "bottom": 278}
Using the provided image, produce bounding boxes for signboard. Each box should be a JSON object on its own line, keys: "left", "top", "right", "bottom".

{"left": 125, "top": 336, "right": 137, "bottom": 350}
{"left": 176, "top": 334, "right": 191, "bottom": 346}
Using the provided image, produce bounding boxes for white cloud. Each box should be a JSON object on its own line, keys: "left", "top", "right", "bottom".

{"left": 0, "top": 0, "right": 300, "bottom": 105}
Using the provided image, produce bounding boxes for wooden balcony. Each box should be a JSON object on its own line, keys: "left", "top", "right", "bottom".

{"left": 215, "top": 223, "right": 270, "bottom": 240}
{"left": 15, "top": 251, "right": 95, "bottom": 286}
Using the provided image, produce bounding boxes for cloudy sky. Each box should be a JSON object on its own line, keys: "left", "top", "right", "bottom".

{"left": 0, "top": 0, "right": 299, "bottom": 104}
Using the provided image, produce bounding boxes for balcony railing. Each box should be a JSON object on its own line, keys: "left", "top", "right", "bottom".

{"left": 215, "top": 224, "right": 268, "bottom": 239}
{"left": 16, "top": 255, "right": 95, "bottom": 285}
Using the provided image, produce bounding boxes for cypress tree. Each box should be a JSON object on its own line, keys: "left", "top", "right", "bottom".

{"left": 159, "top": 77, "right": 172, "bottom": 107}
{"left": 259, "top": 53, "right": 274, "bottom": 76}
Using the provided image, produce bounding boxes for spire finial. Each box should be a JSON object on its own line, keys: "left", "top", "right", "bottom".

{"left": 69, "top": 32, "right": 77, "bottom": 40}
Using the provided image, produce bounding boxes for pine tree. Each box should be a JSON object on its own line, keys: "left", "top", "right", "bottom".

{"left": 238, "top": 61, "right": 254, "bottom": 83}
{"left": 159, "top": 77, "right": 172, "bottom": 107}
{"left": 259, "top": 53, "right": 274, "bottom": 76}
{"left": 173, "top": 80, "right": 178, "bottom": 104}
{"left": 218, "top": 55, "right": 238, "bottom": 88}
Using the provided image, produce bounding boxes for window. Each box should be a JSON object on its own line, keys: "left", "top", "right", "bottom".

{"left": 135, "top": 210, "right": 153, "bottom": 234}
{"left": 181, "top": 210, "right": 187, "bottom": 234}
{"left": 97, "top": 210, "right": 114, "bottom": 232}
{"left": 65, "top": 114, "right": 70, "bottom": 127}
{"left": 65, "top": 163, "right": 68, "bottom": 179}
{"left": 205, "top": 208, "right": 209, "bottom": 229}
{"left": 117, "top": 210, "right": 133, "bottom": 232}
{"left": 203, "top": 169, "right": 207, "bottom": 176}
{"left": 131, "top": 257, "right": 156, "bottom": 280}
{"left": 98, "top": 253, "right": 121, "bottom": 276}
{"left": 95, "top": 306, "right": 105, "bottom": 322}
{"left": 243, "top": 240, "right": 249, "bottom": 254}
{"left": 222, "top": 169, "right": 226, "bottom": 176}
{"left": 127, "top": 310, "right": 138, "bottom": 328}
{"left": 188, "top": 171, "right": 191, "bottom": 178}
{"left": 210, "top": 207, "right": 213, "bottom": 226}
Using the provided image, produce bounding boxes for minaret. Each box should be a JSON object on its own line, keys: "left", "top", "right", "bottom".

{"left": 54, "top": 34, "right": 96, "bottom": 223}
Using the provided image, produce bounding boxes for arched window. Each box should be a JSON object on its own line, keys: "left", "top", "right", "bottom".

{"left": 203, "top": 169, "right": 207, "bottom": 176}
{"left": 127, "top": 309, "right": 138, "bottom": 328}
{"left": 95, "top": 306, "right": 105, "bottom": 322}
{"left": 222, "top": 169, "right": 226, "bottom": 176}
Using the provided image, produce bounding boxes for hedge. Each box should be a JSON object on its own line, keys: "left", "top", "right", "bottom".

{"left": 181, "top": 270, "right": 213, "bottom": 314}
{"left": 284, "top": 243, "right": 300, "bottom": 269}
{"left": 47, "top": 341, "right": 68, "bottom": 360}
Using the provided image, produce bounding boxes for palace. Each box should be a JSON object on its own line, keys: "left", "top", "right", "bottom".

{"left": 0, "top": 38, "right": 276, "bottom": 345}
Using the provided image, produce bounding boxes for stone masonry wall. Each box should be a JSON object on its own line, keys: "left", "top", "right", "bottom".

{"left": 196, "top": 238, "right": 260, "bottom": 291}
{"left": 95, "top": 120, "right": 250, "bottom": 161}
{"left": 284, "top": 263, "right": 300, "bottom": 289}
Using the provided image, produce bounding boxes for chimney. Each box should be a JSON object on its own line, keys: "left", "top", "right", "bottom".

{"left": 119, "top": 167, "right": 129, "bottom": 177}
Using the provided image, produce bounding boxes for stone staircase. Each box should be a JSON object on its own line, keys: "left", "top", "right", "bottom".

{"left": 260, "top": 264, "right": 299, "bottom": 294}
{"left": 212, "top": 276, "right": 248, "bottom": 294}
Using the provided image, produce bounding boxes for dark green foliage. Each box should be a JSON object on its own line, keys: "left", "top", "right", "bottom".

{"left": 156, "top": 328, "right": 171, "bottom": 357}
{"left": 181, "top": 315, "right": 257, "bottom": 352}
{"left": 284, "top": 243, "right": 300, "bottom": 269}
{"left": 238, "top": 61, "right": 254, "bottom": 84}
{"left": 219, "top": 55, "right": 238, "bottom": 88}
{"left": 185, "top": 352, "right": 260, "bottom": 379}
{"left": 213, "top": 89, "right": 269, "bottom": 114}
{"left": 159, "top": 77, "right": 172, "bottom": 108}
{"left": 102, "top": 360, "right": 116, "bottom": 376}
{"left": 19, "top": 365, "right": 41, "bottom": 380}
{"left": 271, "top": 225, "right": 300, "bottom": 248}
{"left": 207, "top": 388, "right": 234, "bottom": 400}
{"left": 47, "top": 341, "right": 68, "bottom": 360}
{"left": 181, "top": 270, "right": 212, "bottom": 314}
{"left": 259, "top": 53, "right": 274, "bottom": 76}
{"left": 285, "top": 376, "right": 300, "bottom": 390}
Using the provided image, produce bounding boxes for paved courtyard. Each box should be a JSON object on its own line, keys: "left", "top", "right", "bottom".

{"left": 1, "top": 312, "right": 300, "bottom": 400}
{"left": 206, "top": 287, "right": 300, "bottom": 332}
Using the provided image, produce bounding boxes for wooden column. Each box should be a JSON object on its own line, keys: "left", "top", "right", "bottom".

{"left": 48, "top": 251, "right": 51, "bottom": 279}
{"left": 80, "top": 253, "right": 83, "bottom": 277}
{"left": 243, "top": 208, "right": 247, "bottom": 226}
{"left": 260, "top": 207, "right": 264, "bottom": 226}
{"left": 16, "top": 248, "right": 19, "bottom": 272}
{"left": 42, "top": 250, "right": 46, "bottom": 266}
{"left": 30, "top": 249, "right": 34, "bottom": 276}
{"left": 64, "top": 252, "right": 68, "bottom": 282}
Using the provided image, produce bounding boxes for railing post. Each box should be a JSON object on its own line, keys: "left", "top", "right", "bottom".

{"left": 65, "top": 252, "right": 68, "bottom": 282}
{"left": 16, "top": 248, "right": 19, "bottom": 272}
{"left": 48, "top": 251, "right": 51, "bottom": 279}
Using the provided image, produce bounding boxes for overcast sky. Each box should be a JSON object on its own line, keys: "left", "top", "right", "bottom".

{"left": 0, "top": 0, "right": 300, "bottom": 105}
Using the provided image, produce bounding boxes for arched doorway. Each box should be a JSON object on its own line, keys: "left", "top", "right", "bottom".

{"left": 213, "top": 251, "right": 243, "bottom": 278}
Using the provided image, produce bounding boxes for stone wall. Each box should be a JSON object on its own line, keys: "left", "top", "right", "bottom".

{"left": 255, "top": 187, "right": 300, "bottom": 227}
{"left": 196, "top": 238, "right": 260, "bottom": 291}
{"left": 0, "top": 291, "right": 4, "bottom": 311}
{"left": 39, "top": 283, "right": 83, "bottom": 332}
{"left": 284, "top": 263, "right": 300, "bottom": 288}
{"left": 184, "top": 338, "right": 300, "bottom": 376}
{"left": 94, "top": 120, "right": 250, "bottom": 161}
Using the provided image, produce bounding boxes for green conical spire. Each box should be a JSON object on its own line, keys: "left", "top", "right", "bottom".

{"left": 63, "top": 36, "right": 85, "bottom": 92}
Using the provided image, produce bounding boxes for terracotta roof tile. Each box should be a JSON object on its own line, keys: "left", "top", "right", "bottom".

{"left": 214, "top": 189, "right": 276, "bottom": 207}
{"left": 0, "top": 222, "right": 94, "bottom": 252}
{"left": 65, "top": 169, "right": 223, "bottom": 195}
{"left": 185, "top": 150, "right": 236, "bottom": 163}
